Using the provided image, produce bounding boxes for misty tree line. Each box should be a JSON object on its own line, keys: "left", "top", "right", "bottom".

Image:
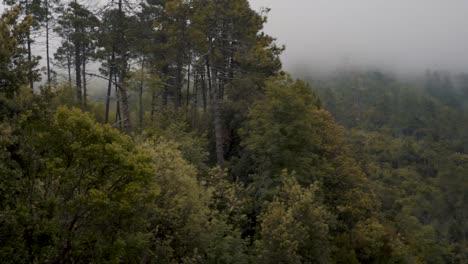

{"left": 0, "top": 0, "right": 467, "bottom": 263}
{"left": 4, "top": 0, "right": 281, "bottom": 166}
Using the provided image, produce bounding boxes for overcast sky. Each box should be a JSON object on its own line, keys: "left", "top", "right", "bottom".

{"left": 2, "top": 0, "right": 468, "bottom": 77}
{"left": 248, "top": 0, "right": 468, "bottom": 76}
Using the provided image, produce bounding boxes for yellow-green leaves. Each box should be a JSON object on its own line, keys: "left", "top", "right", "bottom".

{"left": 242, "top": 75, "right": 395, "bottom": 262}
{"left": 0, "top": 7, "right": 36, "bottom": 95}
{"left": 0, "top": 107, "right": 161, "bottom": 262}
{"left": 256, "top": 171, "right": 331, "bottom": 264}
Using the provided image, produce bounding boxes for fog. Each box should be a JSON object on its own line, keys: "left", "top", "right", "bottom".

{"left": 249, "top": 0, "right": 468, "bottom": 77}
{"left": 3, "top": 1, "right": 468, "bottom": 78}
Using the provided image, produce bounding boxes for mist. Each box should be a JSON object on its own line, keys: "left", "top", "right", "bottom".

{"left": 3, "top": 0, "right": 468, "bottom": 79}
{"left": 249, "top": 0, "right": 468, "bottom": 77}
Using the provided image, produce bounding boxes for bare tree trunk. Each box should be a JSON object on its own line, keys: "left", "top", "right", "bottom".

{"left": 193, "top": 71, "right": 199, "bottom": 109}
{"left": 162, "top": 65, "right": 169, "bottom": 107}
{"left": 117, "top": 62, "right": 131, "bottom": 133}
{"left": 117, "top": 0, "right": 131, "bottom": 134}
{"left": 25, "top": 0, "right": 34, "bottom": 91}
{"left": 192, "top": 71, "right": 199, "bottom": 127}
{"left": 119, "top": 80, "right": 131, "bottom": 134}
{"left": 212, "top": 83, "right": 224, "bottom": 168}
{"left": 175, "top": 53, "right": 183, "bottom": 108}
{"left": 82, "top": 49, "right": 87, "bottom": 109}
{"left": 27, "top": 36, "right": 33, "bottom": 90}
{"left": 46, "top": 0, "right": 52, "bottom": 84}
{"left": 207, "top": 56, "right": 224, "bottom": 167}
{"left": 67, "top": 51, "right": 72, "bottom": 85}
{"left": 74, "top": 44, "right": 82, "bottom": 103}
{"left": 105, "top": 53, "right": 115, "bottom": 123}
{"left": 139, "top": 57, "right": 145, "bottom": 131}
{"left": 186, "top": 59, "right": 191, "bottom": 107}
{"left": 206, "top": 58, "right": 213, "bottom": 101}
{"left": 115, "top": 74, "right": 121, "bottom": 129}
{"left": 201, "top": 67, "right": 207, "bottom": 113}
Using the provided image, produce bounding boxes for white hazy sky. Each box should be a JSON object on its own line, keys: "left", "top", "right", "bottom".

{"left": 2, "top": 0, "right": 468, "bottom": 76}
{"left": 248, "top": 0, "right": 468, "bottom": 75}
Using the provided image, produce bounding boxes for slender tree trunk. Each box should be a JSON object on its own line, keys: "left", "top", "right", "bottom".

{"left": 162, "top": 65, "right": 169, "bottom": 107}
{"left": 82, "top": 49, "right": 87, "bottom": 109}
{"left": 119, "top": 76, "right": 131, "bottom": 134}
{"left": 175, "top": 53, "right": 183, "bottom": 108}
{"left": 119, "top": 91, "right": 130, "bottom": 132}
{"left": 212, "top": 82, "right": 224, "bottom": 168}
{"left": 25, "top": 0, "right": 33, "bottom": 91}
{"left": 117, "top": 0, "right": 131, "bottom": 134}
{"left": 117, "top": 56, "right": 131, "bottom": 133}
{"left": 105, "top": 53, "right": 115, "bottom": 123}
{"left": 67, "top": 51, "right": 72, "bottom": 85}
{"left": 206, "top": 57, "right": 213, "bottom": 101}
{"left": 201, "top": 67, "right": 207, "bottom": 113}
{"left": 229, "top": 53, "right": 234, "bottom": 79}
{"left": 27, "top": 37, "right": 33, "bottom": 90}
{"left": 186, "top": 61, "right": 191, "bottom": 107}
{"left": 46, "top": 0, "right": 51, "bottom": 84}
{"left": 174, "top": 20, "right": 186, "bottom": 109}
{"left": 115, "top": 74, "right": 121, "bottom": 129}
{"left": 139, "top": 57, "right": 145, "bottom": 131}
{"left": 207, "top": 56, "right": 224, "bottom": 167}
{"left": 74, "top": 44, "right": 82, "bottom": 103}
{"left": 193, "top": 71, "right": 199, "bottom": 109}
{"left": 192, "top": 71, "right": 199, "bottom": 127}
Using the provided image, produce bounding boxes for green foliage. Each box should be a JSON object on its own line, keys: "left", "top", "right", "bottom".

{"left": 202, "top": 168, "right": 251, "bottom": 236}
{"left": 0, "top": 7, "right": 38, "bottom": 95}
{"left": 142, "top": 137, "right": 248, "bottom": 264}
{"left": 242, "top": 75, "right": 376, "bottom": 219}
{"left": 0, "top": 106, "right": 159, "bottom": 263}
{"left": 143, "top": 139, "right": 208, "bottom": 262}
{"left": 241, "top": 75, "right": 322, "bottom": 186}
{"left": 1, "top": 1, "right": 466, "bottom": 263}
{"left": 143, "top": 110, "right": 209, "bottom": 173}
{"left": 239, "top": 74, "right": 409, "bottom": 262}
{"left": 255, "top": 171, "right": 331, "bottom": 264}
{"left": 315, "top": 70, "right": 468, "bottom": 262}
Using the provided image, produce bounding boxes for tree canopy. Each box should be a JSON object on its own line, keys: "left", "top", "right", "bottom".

{"left": 0, "top": 1, "right": 466, "bottom": 263}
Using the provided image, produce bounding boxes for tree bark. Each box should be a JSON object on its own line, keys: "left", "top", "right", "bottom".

{"left": 186, "top": 61, "right": 191, "bottom": 107}
{"left": 82, "top": 48, "right": 87, "bottom": 109}
{"left": 67, "top": 48, "right": 72, "bottom": 85}
{"left": 139, "top": 57, "right": 145, "bottom": 131}
{"left": 175, "top": 52, "right": 183, "bottom": 108}
{"left": 115, "top": 74, "right": 121, "bottom": 129}
{"left": 117, "top": 0, "right": 131, "bottom": 134}
{"left": 119, "top": 78, "right": 131, "bottom": 134}
{"left": 46, "top": 0, "right": 52, "bottom": 84}
{"left": 26, "top": 0, "right": 34, "bottom": 91}
{"left": 74, "top": 43, "right": 82, "bottom": 103}
{"left": 201, "top": 67, "right": 207, "bottom": 113}
{"left": 207, "top": 56, "right": 224, "bottom": 167}
{"left": 193, "top": 71, "right": 199, "bottom": 109}
{"left": 162, "top": 65, "right": 169, "bottom": 107}
{"left": 192, "top": 71, "right": 199, "bottom": 127}
{"left": 105, "top": 54, "right": 114, "bottom": 123}
{"left": 212, "top": 84, "right": 224, "bottom": 168}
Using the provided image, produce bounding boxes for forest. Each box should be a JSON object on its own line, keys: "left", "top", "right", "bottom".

{"left": 0, "top": 0, "right": 467, "bottom": 263}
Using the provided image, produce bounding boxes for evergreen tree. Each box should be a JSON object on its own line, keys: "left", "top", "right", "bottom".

{"left": 55, "top": 1, "right": 99, "bottom": 108}
{"left": 0, "top": 7, "right": 38, "bottom": 96}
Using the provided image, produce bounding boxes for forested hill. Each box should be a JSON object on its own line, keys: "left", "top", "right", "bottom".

{"left": 311, "top": 71, "right": 468, "bottom": 263}
{"left": 0, "top": 1, "right": 467, "bottom": 263}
